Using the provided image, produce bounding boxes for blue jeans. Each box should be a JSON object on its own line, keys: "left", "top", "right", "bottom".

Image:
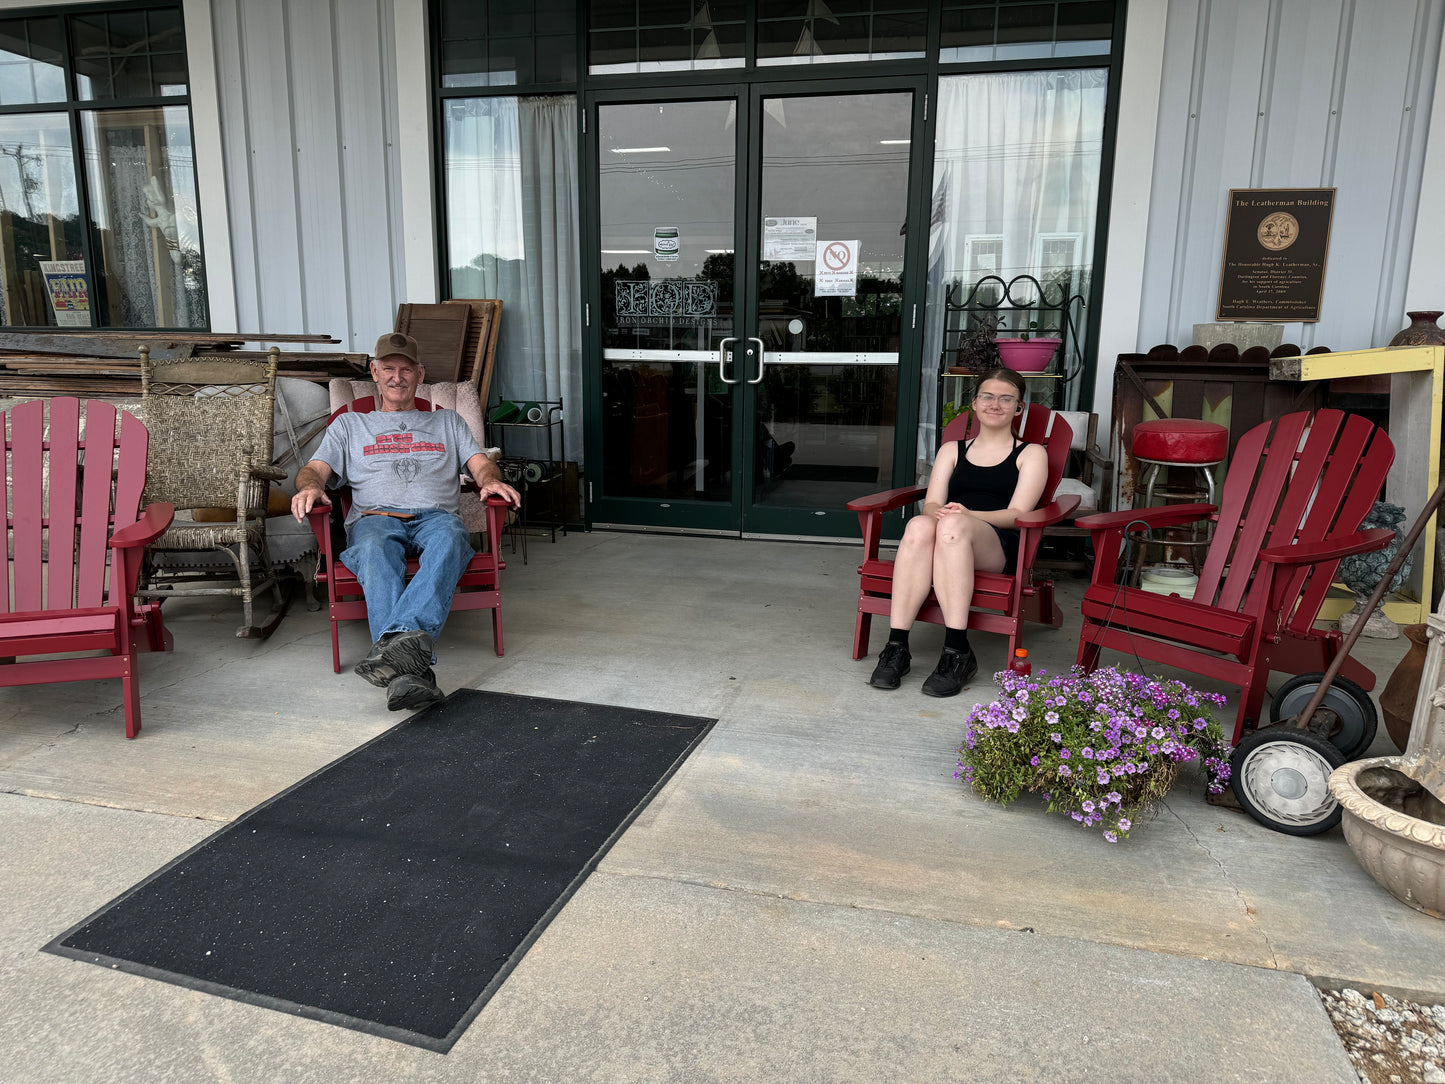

{"left": 340, "top": 509, "right": 475, "bottom": 647}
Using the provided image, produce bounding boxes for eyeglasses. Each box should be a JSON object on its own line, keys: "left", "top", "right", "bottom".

{"left": 975, "top": 393, "right": 1019, "bottom": 406}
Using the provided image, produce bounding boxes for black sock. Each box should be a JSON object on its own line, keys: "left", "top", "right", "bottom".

{"left": 944, "top": 626, "right": 971, "bottom": 653}
{"left": 887, "top": 627, "right": 910, "bottom": 651}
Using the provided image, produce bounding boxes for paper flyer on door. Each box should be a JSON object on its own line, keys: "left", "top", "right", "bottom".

{"left": 814, "top": 240, "right": 858, "bottom": 297}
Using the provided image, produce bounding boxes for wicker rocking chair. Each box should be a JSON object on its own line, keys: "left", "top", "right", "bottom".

{"left": 137, "top": 348, "right": 289, "bottom": 638}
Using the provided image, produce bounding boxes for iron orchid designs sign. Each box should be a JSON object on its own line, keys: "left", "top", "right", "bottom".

{"left": 1216, "top": 188, "right": 1335, "bottom": 322}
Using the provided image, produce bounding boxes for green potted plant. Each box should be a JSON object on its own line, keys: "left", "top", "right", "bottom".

{"left": 956, "top": 665, "right": 1232, "bottom": 842}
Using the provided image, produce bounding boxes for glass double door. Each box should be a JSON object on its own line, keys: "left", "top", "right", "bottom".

{"left": 587, "top": 83, "right": 923, "bottom": 536}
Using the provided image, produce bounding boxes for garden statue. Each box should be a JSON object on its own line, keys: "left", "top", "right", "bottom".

{"left": 139, "top": 175, "right": 182, "bottom": 266}
{"left": 1339, "top": 501, "right": 1411, "bottom": 639}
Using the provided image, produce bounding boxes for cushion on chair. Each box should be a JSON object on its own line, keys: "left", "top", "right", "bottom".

{"left": 1052, "top": 410, "right": 1090, "bottom": 454}
{"left": 1131, "top": 419, "right": 1228, "bottom": 464}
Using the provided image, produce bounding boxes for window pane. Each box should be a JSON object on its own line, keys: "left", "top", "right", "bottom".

{"left": 489, "top": 36, "right": 533, "bottom": 84}
{"left": 80, "top": 106, "right": 206, "bottom": 327}
{"left": 0, "top": 113, "right": 86, "bottom": 327}
{"left": 72, "top": 8, "right": 191, "bottom": 100}
{"left": 534, "top": 35, "right": 577, "bottom": 83}
{"left": 443, "top": 95, "right": 582, "bottom": 463}
{"left": 921, "top": 69, "right": 1106, "bottom": 456}
{"left": 442, "top": 39, "right": 489, "bottom": 87}
{"left": 151, "top": 51, "right": 189, "bottom": 96}
{"left": 941, "top": 0, "right": 1113, "bottom": 62}
{"left": 757, "top": 4, "right": 925, "bottom": 66}
{"left": 589, "top": 0, "right": 637, "bottom": 31}
{"left": 0, "top": 18, "right": 66, "bottom": 105}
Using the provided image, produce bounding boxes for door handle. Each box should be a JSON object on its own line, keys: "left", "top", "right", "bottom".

{"left": 718, "top": 337, "right": 739, "bottom": 384}
{"left": 747, "top": 337, "right": 766, "bottom": 384}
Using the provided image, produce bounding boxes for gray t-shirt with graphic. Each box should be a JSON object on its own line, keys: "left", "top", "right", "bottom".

{"left": 315, "top": 408, "right": 482, "bottom": 527}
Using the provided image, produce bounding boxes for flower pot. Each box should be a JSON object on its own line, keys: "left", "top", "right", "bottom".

{"left": 1381, "top": 624, "right": 1429, "bottom": 753}
{"left": 1329, "top": 759, "right": 1445, "bottom": 919}
{"left": 995, "top": 337, "right": 1060, "bottom": 373}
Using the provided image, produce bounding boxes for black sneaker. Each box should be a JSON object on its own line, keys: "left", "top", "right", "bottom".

{"left": 387, "top": 668, "right": 445, "bottom": 711}
{"left": 922, "top": 647, "right": 978, "bottom": 698}
{"left": 868, "top": 641, "right": 911, "bottom": 690}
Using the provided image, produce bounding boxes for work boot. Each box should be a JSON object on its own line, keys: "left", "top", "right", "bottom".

{"left": 922, "top": 646, "right": 978, "bottom": 698}
{"left": 355, "top": 629, "right": 436, "bottom": 686}
{"left": 387, "top": 668, "right": 445, "bottom": 712}
{"left": 868, "top": 641, "right": 911, "bottom": 690}
{"left": 354, "top": 634, "right": 400, "bottom": 687}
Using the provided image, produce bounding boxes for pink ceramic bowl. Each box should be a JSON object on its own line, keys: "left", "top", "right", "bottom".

{"left": 996, "top": 337, "right": 1061, "bottom": 373}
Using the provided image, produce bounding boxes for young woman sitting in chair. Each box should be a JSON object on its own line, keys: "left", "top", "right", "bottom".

{"left": 869, "top": 368, "right": 1048, "bottom": 697}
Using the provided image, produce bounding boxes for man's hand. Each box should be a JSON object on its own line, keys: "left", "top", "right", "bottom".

{"left": 465, "top": 452, "right": 521, "bottom": 508}
{"left": 292, "top": 461, "right": 334, "bottom": 521}
{"left": 478, "top": 479, "right": 522, "bottom": 508}
{"left": 291, "top": 485, "right": 331, "bottom": 522}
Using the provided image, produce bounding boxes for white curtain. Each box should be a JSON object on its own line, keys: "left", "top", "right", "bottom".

{"left": 918, "top": 70, "right": 1107, "bottom": 477}
{"left": 445, "top": 95, "right": 582, "bottom": 464}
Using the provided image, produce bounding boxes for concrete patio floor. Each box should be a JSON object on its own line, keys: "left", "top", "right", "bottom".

{"left": 2, "top": 528, "right": 1440, "bottom": 1082}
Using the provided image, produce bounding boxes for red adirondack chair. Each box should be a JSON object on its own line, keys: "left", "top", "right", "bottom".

{"left": 1075, "top": 409, "right": 1396, "bottom": 744}
{"left": 0, "top": 398, "right": 174, "bottom": 739}
{"left": 848, "top": 403, "right": 1079, "bottom": 665}
{"left": 305, "top": 396, "right": 509, "bottom": 672}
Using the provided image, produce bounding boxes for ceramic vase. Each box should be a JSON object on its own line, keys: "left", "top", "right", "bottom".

{"left": 1381, "top": 624, "right": 1430, "bottom": 753}
{"left": 1389, "top": 311, "right": 1445, "bottom": 348}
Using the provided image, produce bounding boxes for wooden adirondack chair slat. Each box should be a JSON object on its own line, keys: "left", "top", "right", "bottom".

{"left": 1078, "top": 409, "right": 1395, "bottom": 743}
{"left": 46, "top": 397, "right": 81, "bottom": 611}
{"left": 11, "top": 400, "right": 45, "bottom": 613}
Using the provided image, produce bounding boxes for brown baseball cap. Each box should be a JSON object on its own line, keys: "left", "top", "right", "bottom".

{"left": 372, "top": 331, "right": 421, "bottom": 367}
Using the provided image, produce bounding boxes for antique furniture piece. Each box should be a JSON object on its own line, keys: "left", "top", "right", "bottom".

{"left": 848, "top": 403, "right": 1078, "bottom": 666}
{"left": 0, "top": 398, "right": 173, "bottom": 738}
{"left": 1076, "top": 410, "right": 1396, "bottom": 744}
{"left": 137, "top": 349, "right": 288, "bottom": 638}
{"left": 1130, "top": 418, "right": 1229, "bottom": 508}
{"left": 305, "top": 397, "right": 510, "bottom": 673}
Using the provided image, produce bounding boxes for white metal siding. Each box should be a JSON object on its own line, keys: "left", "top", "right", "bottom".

{"left": 211, "top": 0, "right": 405, "bottom": 350}
{"left": 1136, "top": 0, "right": 1444, "bottom": 352}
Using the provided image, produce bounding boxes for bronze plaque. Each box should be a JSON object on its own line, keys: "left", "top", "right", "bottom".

{"left": 1216, "top": 188, "right": 1335, "bottom": 322}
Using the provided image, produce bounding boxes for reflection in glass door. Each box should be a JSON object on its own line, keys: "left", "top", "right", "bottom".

{"left": 596, "top": 98, "right": 739, "bottom": 531}
{"left": 588, "top": 87, "right": 920, "bottom": 537}
{"left": 745, "top": 91, "right": 912, "bottom": 534}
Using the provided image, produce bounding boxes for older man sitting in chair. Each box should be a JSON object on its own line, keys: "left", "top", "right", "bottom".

{"left": 291, "top": 332, "right": 521, "bottom": 710}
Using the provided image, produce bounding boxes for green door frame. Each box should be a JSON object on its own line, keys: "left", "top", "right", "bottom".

{"left": 581, "top": 75, "right": 933, "bottom": 538}
{"left": 581, "top": 84, "right": 751, "bottom": 534}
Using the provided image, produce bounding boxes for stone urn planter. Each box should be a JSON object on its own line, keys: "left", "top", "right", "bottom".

{"left": 1329, "top": 609, "right": 1445, "bottom": 919}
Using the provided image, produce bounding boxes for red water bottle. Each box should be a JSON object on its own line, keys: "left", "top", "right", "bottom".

{"left": 1009, "top": 648, "right": 1032, "bottom": 677}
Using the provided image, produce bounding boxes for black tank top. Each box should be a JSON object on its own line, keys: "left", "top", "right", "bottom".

{"left": 947, "top": 437, "right": 1027, "bottom": 511}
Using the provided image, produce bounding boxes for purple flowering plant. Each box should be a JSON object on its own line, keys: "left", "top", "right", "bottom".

{"left": 954, "top": 666, "right": 1232, "bottom": 842}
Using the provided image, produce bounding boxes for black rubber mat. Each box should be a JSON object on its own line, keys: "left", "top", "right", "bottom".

{"left": 46, "top": 691, "right": 714, "bottom": 1051}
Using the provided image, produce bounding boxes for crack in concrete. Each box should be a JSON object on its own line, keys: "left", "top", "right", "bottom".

{"left": 1162, "top": 797, "right": 1281, "bottom": 968}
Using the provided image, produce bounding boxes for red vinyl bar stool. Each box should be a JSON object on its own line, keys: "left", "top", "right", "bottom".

{"left": 1131, "top": 418, "right": 1229, "bottom": 508}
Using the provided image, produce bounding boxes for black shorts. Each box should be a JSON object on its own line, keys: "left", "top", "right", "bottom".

{"left": 991, "top": 525, "right": 1020, "bottom": 575}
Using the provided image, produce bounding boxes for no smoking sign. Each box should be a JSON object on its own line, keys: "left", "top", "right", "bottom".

{"left": 814, "top": 239, "right": 859, "bottom": 297}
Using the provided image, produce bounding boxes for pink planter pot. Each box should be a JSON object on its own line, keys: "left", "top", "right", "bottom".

{"left": 995, "top": 338, "right": 1060, "bottom": 373}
